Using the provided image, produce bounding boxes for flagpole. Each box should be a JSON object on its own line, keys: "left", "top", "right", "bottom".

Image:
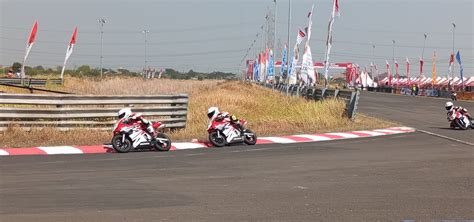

{"left": 392, "top": 40, "right": 395, "bottom": 87}
{"left": 451, "top": 23, "right": 455, "bottom": 81}
{"left": 286, "top": 0, "right": 291, "bottom": 88}
{"left": 273, "top": 0, "right": 277, "bottom": 85}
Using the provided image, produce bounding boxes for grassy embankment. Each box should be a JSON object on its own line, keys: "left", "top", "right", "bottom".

{"left": 1, "top": 77, "right": 396, "bottom": 147}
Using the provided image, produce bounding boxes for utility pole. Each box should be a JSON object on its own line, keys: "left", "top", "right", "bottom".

{"left": 98, "top": 18, "right": 106, "bottom": 79}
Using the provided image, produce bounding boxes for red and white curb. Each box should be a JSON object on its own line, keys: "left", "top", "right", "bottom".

{"left": 0, "top": 127, "right": 415, "bottom": 156}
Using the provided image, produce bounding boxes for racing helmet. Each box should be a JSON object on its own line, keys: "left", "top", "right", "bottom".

{"left": 207, "top": 107, "right": 219, "bottom": 120}
{"left": 118, "top": 108, "right": 132, "bottom": 119}
{"left": 445, "top": 101, "right": 453, "bottom": 111}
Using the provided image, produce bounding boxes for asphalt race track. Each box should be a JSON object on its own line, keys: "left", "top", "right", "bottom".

{"left": 359, "top": 91, "right": 474, "bottom": 145}
{"left": 1, "top": 92, "right": 473, "bottom": 221}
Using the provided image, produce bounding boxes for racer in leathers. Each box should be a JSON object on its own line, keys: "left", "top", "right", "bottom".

{"left": 118, "top": 108, "right": 157, "bottom": 139}
{"left": 445, "top": 101, "right": 472, "bottom": 120}
{"left": 445, "top": 101, "right": 473, "bottom": 128}
{"left": 207, "top": 107, "right": 243, "bottom": 131}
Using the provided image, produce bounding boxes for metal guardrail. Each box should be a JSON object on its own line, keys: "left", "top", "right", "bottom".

{"left": 0, "top": 78, "right": 62, "bottom": 86}
{"left": 0, "top": 83, "right": 73, "bottom": 94}
{"left": 0, "top": 93, "right": 189, "bottom": 131}
{"left": 261, "top": 83, "right": 360, "bottom": 120}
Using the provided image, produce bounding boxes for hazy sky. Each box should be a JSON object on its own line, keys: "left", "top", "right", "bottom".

{"left": 0, "top": 0, "right": 472, "bottom": 76}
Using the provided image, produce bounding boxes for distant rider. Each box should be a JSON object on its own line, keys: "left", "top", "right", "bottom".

{"left": 207, "top": 107, "right": 243, "bottom": 131}
{"left": 445, "top": 101, "right": 472, "bottom": 121}
{"left": 118, "top": 108, "right": 157, "bottom": 139}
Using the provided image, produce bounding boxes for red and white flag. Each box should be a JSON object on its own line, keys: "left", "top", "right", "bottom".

{"left": 406, "top": 57, "right": 411, "bottom": 85}
{"left": 448, "top": 53, "right": 454, "bottom": 76}
{"left": 61, "top": 27, "right": 78, "bottom": 79}
{"left": 395, "top": 60, "right": 399, "bottom": 87}
{"left": 21, "top": 21, "right": 38, "bottom": 77}
{"left": 323, "top": 0, "right": 341, "bottom": 84}
{"left": 419, "top": 57, "right": 424, "bottom": 77}
{"left": 386, "top": 60, "right": 392, "bottom": 86}
{"left": 296, "top": 28, "right": 307, "bottom": 45}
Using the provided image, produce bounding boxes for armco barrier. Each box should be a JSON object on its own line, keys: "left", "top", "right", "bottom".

{"left": 0, "top": 78, "right": 62, "bottom": 86}
{"left": 262, "top": 83, "right": 359, "bottom": 120}
{"left": 0, "top": 93, "right": 188, "bottom": 131}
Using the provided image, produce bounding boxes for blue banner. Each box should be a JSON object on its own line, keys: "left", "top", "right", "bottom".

{"left": 253, "top": 59, "right": 259, "bottom": 81}
{"left": 281, "top": 46, "right": 287, "bottom": 74}
{"left": 455, "top": 51, "right": 464, "bottom": 85}
{"left": 268, "top": 52, "right": 274, "bottom": 77}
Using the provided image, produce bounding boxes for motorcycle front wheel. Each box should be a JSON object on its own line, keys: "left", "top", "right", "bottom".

{"left": 155, "top": 133, "right": 172, "bottom": 151}
{"left": 209, "top": 131, "right": 226, "bottom": 147}
{"left": 454, "top": 118, "right": 468, "bottom": 130}
{"left": 243, "top": 129, "right": 257, "bottom": 145}
{"left": 112, "top": 134, "right": 133, "bottom": 153}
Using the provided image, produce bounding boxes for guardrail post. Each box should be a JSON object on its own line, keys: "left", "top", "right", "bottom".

{"left": 321, "top": 88, "right": 327, "bottom": 100}
{"left": 347, "top": 89, "right": 360, "bottom": 120}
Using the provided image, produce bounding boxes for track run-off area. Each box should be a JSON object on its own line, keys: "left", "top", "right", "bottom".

{"left": 1, "top": 92, "right": 473, "bottom": 221}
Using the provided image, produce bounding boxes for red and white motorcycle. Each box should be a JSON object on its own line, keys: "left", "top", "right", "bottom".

{"left": 448, "top": 110, "right": 473, "bottom": 130}
{"left": 207, "top": 118, "right": 257, "bottom": 147}
{"left": 111, "top": 119, "right": 172, "bottom": 153}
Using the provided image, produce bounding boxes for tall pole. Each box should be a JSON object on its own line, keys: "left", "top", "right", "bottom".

{"left": 142, "top": 30, "right": 149, "bottom": 70}
{"left": 273, "top": 0, "right": 277, "bottom": 82}
{"left": 421, "top": 33, "right": 427, "bottom": 60}
{"left": 451, "top": 23, "right": 456, "bottom": 80}
{"left": 372, "top": 44, "right": 375, "bottom": 87}
{"left": 99, "top": 18, "right": 106, "bottom": 79}
{"left": 392, "top": 40, "right": 395, "bottom": 76}
{"left": 286, "top": 0, "right": 291, "bottom": 84}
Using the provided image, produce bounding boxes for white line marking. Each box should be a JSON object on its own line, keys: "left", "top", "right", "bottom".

{"left": 0, "top": 149, "right": 9, "bottom": 155}
{"left": 417, "top": 129, "right": 474, "bottom": 146}
{"left": 260, "top": 137, "right": 297, "bottom": 144}
{"left": 291, "top": 134, "right": 332, "bottom": 141}
{"left": 324, "top": 133, "right": 360, "bottom": 138}
{"left": 37, "top": 146, "right": 84, "bottom": 155}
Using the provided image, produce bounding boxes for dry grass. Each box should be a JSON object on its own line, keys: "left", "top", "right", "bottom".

{"left": 63, "top": 77, "right": 224, "bottom": 95}
{"left": 0, "top": 77, "right": 396, "bottom": 148}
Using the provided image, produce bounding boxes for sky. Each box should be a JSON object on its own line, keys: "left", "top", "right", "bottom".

{"left": 0, "top": 0, "right": 473, "bottom": 77}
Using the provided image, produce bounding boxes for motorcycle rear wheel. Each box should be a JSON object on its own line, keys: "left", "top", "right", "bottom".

{"left": 209, "top": 131, "right": 226, "bottom": 147}
{"left": 155, "top": 133, "right": 172, "bottom": 151}
{"left": 243, "top": 129, "right": 257, "bottom": 145}
{"left": 112, "top": 134, "right": 133, "bottom": 153}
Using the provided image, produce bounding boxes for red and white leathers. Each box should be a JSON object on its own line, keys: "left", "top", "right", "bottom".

{"left": 122, "top": 113, "right": 156, "bottom": 138}
{"left": 448, "top": 106, "right": 472, "bottom": 121}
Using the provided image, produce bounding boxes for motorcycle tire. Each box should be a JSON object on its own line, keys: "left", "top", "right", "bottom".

{"left": 209, "top": 131, "right": 226, "bottom": 147}
{"left": 454, "top": 118, "right": 468, "bottom": 130}
{"left": 155, "top": 132, "right": 172, "bottom": 151}
{"left": 112, "top": 134, "right": 133, "bottom": 153}
{"left": 243, "top": 129, "right": 257, "bottom": 145}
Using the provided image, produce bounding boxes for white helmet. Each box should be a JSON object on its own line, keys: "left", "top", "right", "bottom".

{"left": 207, "top": 107, "right": 219, "bottom": 120}
{"left": 118, "top": 108, "right": 132, "bottom": 119}
{"left": 445, "top": 101, "right": 454, "bottom": 111}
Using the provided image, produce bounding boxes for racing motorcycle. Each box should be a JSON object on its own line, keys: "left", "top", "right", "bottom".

{"left": 207, "top": 118, "right": 257, "bottom": 147}
{"left": 111, "top": 119, "right": 172, "bottom": 153}
{"left": 448, "top": 110, "right": 473, "bottom": 130}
